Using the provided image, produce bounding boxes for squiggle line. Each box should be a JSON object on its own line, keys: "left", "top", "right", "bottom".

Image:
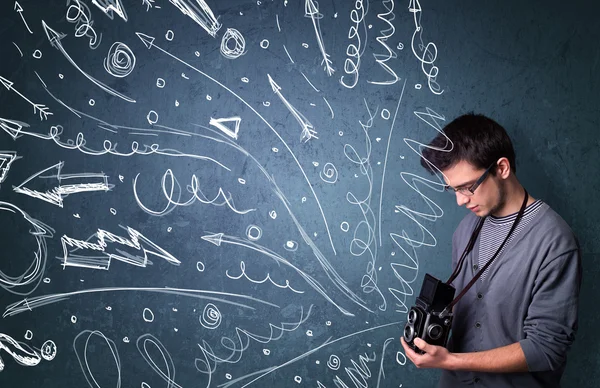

{"left": 137, "top": 334, "right": 180, "bottom": 388}
{"left": 202, "top": 232, "right": 349, "bottom": 314}
{"left": 344, "top": 99, "right": 386, "bottom": 311}
{"left": 388, "top": 107, "right": 450, "bottom": 312}
{"left": 133, "top": 169, "right": 255, "bottom": 216}
{"left": 196, "top": 305, "right": 313, "bottom": 384}
{"left": 220, "top": 321, "right": 401, "bottom": 388}
{"left": 226, "top": 260, "right": 304, "bottom": 294}
{"left": 73, "top": 330, "right": 122, "bottom": 388}
{"left": 136, "top": 32, "right": 337, "bottom": 255}
{"left": 41, "top": 20, "right": 135, "bottom": 102}
{"left": 368, "top": 0, "right": 400, "bottom": 85}
{"left": 340, "top": 0, "right": 369, "bottom": 88}
{"left": 47, "top": 126, "right": 231, "bottom": 170}
{"left": 66, "top": 0, "right": 102, "bottom": 49}
{"left": 409, "top": 0, "right": 444, "bottom": 94}
{"left": 192, "top": 124, "right": 373, "bottom": 315}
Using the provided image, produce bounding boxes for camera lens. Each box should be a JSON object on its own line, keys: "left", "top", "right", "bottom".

{"left": 408, "top": 309, "right": 417, "bottom": 324}
{"left": 427, "top": 324, "right": 443, "bottom": 340}
{"left": 404, "top": 324, "right": 414, "bottom": 342}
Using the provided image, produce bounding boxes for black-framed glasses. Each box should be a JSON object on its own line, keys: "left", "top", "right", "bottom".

{"left": 444, "top": 163, "right": 496, "bottom": 196}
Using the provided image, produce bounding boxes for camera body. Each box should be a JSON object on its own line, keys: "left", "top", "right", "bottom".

{"left": 403, "top": 274, "right": 455, "bottom": 354}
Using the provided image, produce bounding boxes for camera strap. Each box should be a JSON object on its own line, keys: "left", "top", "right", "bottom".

{"left": 439, "top": 190, "right": 529, "bottom": 318}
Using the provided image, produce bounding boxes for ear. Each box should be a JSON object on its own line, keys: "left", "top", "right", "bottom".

{"left": 496, "top": 157, "right": 512, "bottom": 179}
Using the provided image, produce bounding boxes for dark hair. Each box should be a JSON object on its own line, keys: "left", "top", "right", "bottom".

{"left": 420, "top": 113, "right": 516, "bottom": 174}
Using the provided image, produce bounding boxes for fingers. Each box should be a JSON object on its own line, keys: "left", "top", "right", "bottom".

{"left": 400, "top": 337, "right": 418, "bottom": 363}
{"left": 413, "top": 337, "right": 429, "bottom": 353}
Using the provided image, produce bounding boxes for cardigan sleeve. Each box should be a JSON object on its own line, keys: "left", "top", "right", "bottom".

{"left": 519, "top": 249, "right": 582, "bottom": 371}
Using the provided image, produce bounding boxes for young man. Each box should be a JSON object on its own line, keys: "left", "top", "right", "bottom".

{"left": 399, "top": 113, "right": 582, "bottom": 387}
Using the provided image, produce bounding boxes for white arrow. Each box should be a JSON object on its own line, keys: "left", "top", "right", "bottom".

{"left": 0, "top": 151, "right": 20, "bottom": 184}
{"left": 14, "top": 2, "right": 33, "bottom": 34}
{"left": 267, "top": 74, "right": 318, "bottom": 142}
{"left": 0, "top": 76, "right": 53, "bottom": 120}
{"left": 61, "top": 226, "right": 181, "bottom": 270}
{"left": 13, "top": 161, "right": 113, "bottom": 207}
{"left": 304, "top": 0, "right": 334, "bottom": 76}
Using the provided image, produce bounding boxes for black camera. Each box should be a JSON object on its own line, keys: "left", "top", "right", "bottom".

{"left": 403, "top": 274, "right": 455, "bottom": 354}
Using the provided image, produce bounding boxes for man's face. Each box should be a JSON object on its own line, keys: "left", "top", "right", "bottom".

{"left": 443, "top": 160, "right": 505, "bottom": 217}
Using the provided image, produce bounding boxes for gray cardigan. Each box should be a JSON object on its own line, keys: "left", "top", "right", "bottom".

{"left": 439, "top": 202, "right": 582, "bottom": 387}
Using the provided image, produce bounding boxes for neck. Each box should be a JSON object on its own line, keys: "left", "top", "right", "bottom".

{"left": 491, "top": 180, "right": 535, "bottom": 218}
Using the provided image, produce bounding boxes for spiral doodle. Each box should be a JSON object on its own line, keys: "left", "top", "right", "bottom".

{"left": 327, "top": 354, "right": 341, "bottom": 370}
{"left": 220, "top": 28, "right": 246, "bottom": 59}
{"left": 199, "top": 303, "right": 222, "bottom": 329}
{"left": 40, "top": 340, "right": 57, "bottom": 361}
{"left": 319, "top": 162, "right": 338, "bottom": 184}
{"left": 103, "top": 42, "right": 136, "bottom": 78}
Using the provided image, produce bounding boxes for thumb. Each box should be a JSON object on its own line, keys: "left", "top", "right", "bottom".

{"left": 414, "top": 337, "right": 428, "bottom": 350}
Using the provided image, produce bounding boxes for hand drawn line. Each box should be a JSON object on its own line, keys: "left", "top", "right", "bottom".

{"left": 322, "top": 96, "right": 334, "bottom": 119}
{"left": 340, "top": 0, "right": 369, "bottom": 89}
{"left": 0, "top": 151, "right": 20, "bottom": 183}
{"left": 14, "top": 2, "right": 33, "bottom": 34}
{"left": 220, "top": 321, "right": 402, "bottom": 388}
{"left": 47, "top": 126, "right": 230, "bottom": 170}
{"left": 388, "top": 107, "right": 448, "bottom": 312}
{"left": 135, "top": 32, "right": 337, "bottom": 254}
{"left": 368, "top": 0, "right": 400, "bottom": 85}
{"left": 209, "top": 116, "right": 241, "bottom": 139}
{"left": 378, "top": 79, "right": 406, "bottom": 246}
{"left": 0, "top": 334, "right": 39, "bottom": 368}
{"left": 409, "top": 0, "right": 444, "bottom": 94}
{"left": 133, "top": 169, "right": 255, "bottom": 217}
{"left": 0, "top": 202, "right": 54, "bottom": 296}
{"left": 42, "top": 20, "right": 136, "bottom": 103}
{"left": 13, "top": 161, "right": 112, "bottom": 208}
{"left": 344, "top": 99, "right": 387, "bottom": 310}
{"left": 73, "top": 330, "right": 122, "bottom": 388}
{"left": 169, "top": 0, "right": 221, "bottom": 37}
{"left": 0, "top": 76, "right": 53, "bottom": 120}
{"left": 61, "top": 224, "right": 181, "bottom": 270}
{"left": 268, "top": 74, "right": 318, "bottom": 142}
{"left": 226, "top": 260, "right": 305, "bottom": 294}
{"left": 190, "top": 124, "right": 373, "bottom": 314}
{"left": 282, "top": 44, "right": 295, "bottom": 63}
{"left": 202, "top": 232, "right": 350, "bottom": 314}
{"left": 304, "top": 0, "right": 335, "bottom": 76}
{"left": 91, "top": 0, "right": 128, "bottom": 21}
{"left": 12, "top": 42, "right": 23, "bottom": 57}
{"left": 4, "top": 287, "right": 279, "bottom": 318}
{"left": 66, "top": 0, "right": 103, "bottom": 49}
{"left": 300, "top": 71, "right": 320, "bottom": 92}
{"left": 0, "top": 117, "right": 51, "bottom": 140}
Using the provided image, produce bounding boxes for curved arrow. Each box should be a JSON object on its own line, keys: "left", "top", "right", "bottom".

{"left": 14, "top": 2, "right": 33, "bottom": 34}
{"left": 41, "top": 20, "right": 136, "bottom": 103}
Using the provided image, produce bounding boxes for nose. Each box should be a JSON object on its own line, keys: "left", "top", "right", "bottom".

{"left": 456, "top": 192, "right": 470, "bottom": 207}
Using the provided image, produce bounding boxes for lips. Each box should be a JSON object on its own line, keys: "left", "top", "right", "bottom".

{"left": 469, "top": 206, "right": 479, "bottom": 212}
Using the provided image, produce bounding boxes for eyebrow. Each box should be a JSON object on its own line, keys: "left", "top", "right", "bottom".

{"left": 448, "top": 179, "right": 477, "bottom": 189}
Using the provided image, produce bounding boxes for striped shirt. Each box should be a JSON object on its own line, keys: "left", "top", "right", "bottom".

{"left": 478, "top": 199, "right": 544, "bottom": 279}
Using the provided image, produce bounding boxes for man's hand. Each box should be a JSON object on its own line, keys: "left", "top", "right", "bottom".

{"left": 400, "top": 337, "right": 456, "bottom": 370}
